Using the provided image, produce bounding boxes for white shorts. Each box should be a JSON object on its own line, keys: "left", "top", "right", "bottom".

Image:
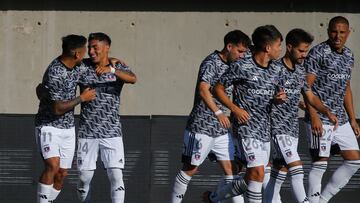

{"left": 77, "top": 137, "right": 125, "bottom": 171}
{"left": 306, "top": 122, "right": 360, "bottom": 158}
{"left": 182, "top": 130, "right": 234, "bottom": 166}
{"left": 35, "top": 126, "right": 76, "bottom": 169}
{"left": 272, "top": 134, "right": 301, "bottom": 165}
{"left": 239, "top": 138, "right": 270, "bottom": 168}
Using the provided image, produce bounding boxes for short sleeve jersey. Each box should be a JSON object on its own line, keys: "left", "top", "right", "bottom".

{"left": 35, "top": 58, "right": 84, "bottom": 129}
{"left": 304, "top": 41, "right": 354, "bottom": 125}
{"left": 78, "top": 59, "right": 131, "bottom": 139}
{"left": 185, "top": 51, "right": 233, "bottom": 137}
{"left": 271, "top": 59, "right": 309, "bottom": 138}
{"left": 220, "top": 57, "right": 281, "bottom": 142}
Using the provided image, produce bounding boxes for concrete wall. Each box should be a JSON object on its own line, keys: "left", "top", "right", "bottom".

{"left": 1, "top": 9, "right": 360, "bottom": 115}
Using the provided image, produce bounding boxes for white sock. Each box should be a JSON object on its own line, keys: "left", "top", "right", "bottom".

{"left": 264, "top": 168, "right": 287, "bottom": 203}
{"left": 77, "top": 170, "right": 94, "bottom": 202}
{"left": 49, "top": 187, "right": 61, "bottom": 201}
{"left": 289, "top": 165, "right": 308, "bottom": 203}
{"left": 107, "top": 168, "right": 125, "bottom": 203}
{"left": 308, "top": 161, "right": 327, "bottom": 203}
{"left": 262, "top": 166, "right": 271, "bottom": 192}
{"left": 37, "top": 183, "right": 53, "bottom": 203}
{"left": 171, "top": 170, "right": 191, "bottom": 203}
{"left": 210, "top": 178, "right": 247, "bottom": 202}
{"left": 218, "top": 175, "right": 244, "bottom": 203}
{"left": 245, "top": 180, "right": 262, "bottom": 203}
{"left": 320, "top": 160, "right": 360, "bottom": 202}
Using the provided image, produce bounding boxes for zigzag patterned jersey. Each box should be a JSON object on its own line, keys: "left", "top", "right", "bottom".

{"left": 35, "top": 58, "right": 84, "bottom": 129}
{"left": 304, "top": 40, "right": 354, "bottom": 125}
{"left": 271, "top": 59, "right": 308, "bottom": 138}
{"left": 78, "top": 59, "right": 131, "bottom": 139}
{"left": 185, "top": 51, "right": 232, "bottom": 137}
{"left": 220, "top": 56, "right": 282, "bottom": 142}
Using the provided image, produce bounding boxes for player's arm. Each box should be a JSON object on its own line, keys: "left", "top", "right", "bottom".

{"left": 214, "top": 83, "right": 249, "bottom": 124}
{"left": 113, "top": 68, "right": 137, "bottom": 84}
{"left": 303, "top": 90, "right": 338, "bottom": 128}
{"left": 199, "top": 82, "right": 230, "bottom": 128}
{"left": 305, "top": 73, "right": 324, "bottom": 136}
{"left": 95, "top": 58, "right": 137, "bottom": 84}
{"left": 53, "top": 88, "right": 96, "bottom": 116}
{"left": 344, "top": 80, "right": 360, "bottom": 137}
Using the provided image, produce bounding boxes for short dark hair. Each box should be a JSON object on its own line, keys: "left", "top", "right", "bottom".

{"left": 329, "top": 16, "right": 349, "bottom": 28}
{"left": 285, "top": 28, "right": 314, "bottom": 47}
{"left": 224, "top": 30, "right": 251, "bottom": 48}
{"left": 88, "top": 32, "right": 111, "bottom": 46}
{"left": 61, "top": 34, "right": 87, "bottom": 56}
{"left": 251, "top": 25, "right": 283, "bottom": 52}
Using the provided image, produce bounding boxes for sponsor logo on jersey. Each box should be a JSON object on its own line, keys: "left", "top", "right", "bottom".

{"left": 327, "top": 73, "right": 350, "bottom": 80}
{"left": 284, "top": 88, "right": 300, "bottom": 94}
{"left": 247, "top": 89, "right": 274, "bottom": 96}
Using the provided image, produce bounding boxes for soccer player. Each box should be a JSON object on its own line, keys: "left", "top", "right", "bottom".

{"left": 35, "top": 34, "right": 96, "bottom": 203}
{"left": 206, "top": 25, "right": 284, "bottom": 203}
{"left": 304, "top": 16, "right": 360, "bottom": 203}
{"left": 76, "top": 32, "right": 137, "bottom": 203}
{"left": 170, "top": 30, "right": 251, "bottom": 203}
{"left": 264, "top": 29, "right": 338, "bottom": 203}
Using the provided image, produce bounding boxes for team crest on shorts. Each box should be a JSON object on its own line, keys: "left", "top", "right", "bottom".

{"left": 43, "top": 145, "right": 50, "bottom": 153}
{"left": 194, "top": 152, "right": 201, "bottom": 160}
{"left": 285, "top": 150, "right": 292, "bottom": 157}
{"left": 320, "top": 144, "right": 327, "bottom": 151}
{"left": 248, "top": 153, "right": 256, "bottom": 161}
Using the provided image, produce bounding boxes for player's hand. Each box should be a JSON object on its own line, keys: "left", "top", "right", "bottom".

{"left": 325, "top": 111, "right": 338, "bottom": 131}
{"left": 109, "top": 57, "right": 127, "bottom": 67}
{"left": 350, "top": 119, "right": 360, "bottom": 138}
{"left": 80, "top": 88, "right": 96, "bottom": 102}
{"left": 233, "top": 107, "right": 250, "bottom": 124}
{"left": 310, "top": 115, "right": 323, "bottom": 137}
{"left": 216, "top": 113, "right": 231, "bottom": 129}
{"left": 95, "top": 66, "right": 112, "bottom": 75}
{"left": 274, "top": 89, "right": 287, "bottom": 104}
{"left": 298, "top": 100, "right": 306, "bottom": 111}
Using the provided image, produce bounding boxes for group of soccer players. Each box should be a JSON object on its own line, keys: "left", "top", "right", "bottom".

{"left": 171, "top": 16, "right": 360, "bottom": 203}
{"left": 35, "top": 33, "right": 136, "bottom": 203}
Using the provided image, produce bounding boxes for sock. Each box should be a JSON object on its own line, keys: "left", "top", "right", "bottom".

{"left": 209, "top": 178, "right": 247, "bottom": 202}
{"left": 264, "top": 168, "right": 287, "bottom": 203}
{"left": 245, "top": 180, "right": 262, "bottom": 203}
{"left": 308, "top": 161, "right": 327, "bottom": 203}
{"left": 218, "top": 175, "right": 244, "bottom": 203}
{"left": 77, "top": 170, "right": 94, "bottom": 203}
{"left": 107, "top": 168, "right": 125, "bottom": 203}
{"left": 320, "top": 160, "right": 360, "bottom": 202}
{"left": 262, "top": 166, "right": 271, "bottom": 192}
{"left": 37, "top": 183, "right": 53, "bottom": 203}
{"left": 49, "top": 187, "right": 61, "bottom": 202}
{"left": 289, "top": 165, "right": 308, "bottom": 203}
{"left": 170, "top": 170, "right": 191, "bottom": 203}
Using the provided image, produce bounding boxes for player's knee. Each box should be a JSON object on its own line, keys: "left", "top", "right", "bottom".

{"left": 44, "top": 159, "right": 60, "bottom": 174}
{"left": 246, "top": 167, "right": 264, "bottom": 181}
{"left": 181, "top": 164, "right": 198, "bottom": 176}
{"left": 79, "top": 170, "right": 94, "bottom": 185}
{"left": 56, "top": 169, "right": 68, "bottom": 180}
{"left": 107, "top": 168, "right": 124, "bottom": 187}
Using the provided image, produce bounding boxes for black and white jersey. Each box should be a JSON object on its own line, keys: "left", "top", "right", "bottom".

{"left": 186, "top": 51, "right": 232, "bottom": 137}
{"left": 304, "top": 40, "right": 354, "bottom": 125}
{"left": 271, "top": 59, "right": 309, "bottom": 138}
{"left": 78, "top": 59, "right": 131, "bottom": 139}
{"left": 220, "top": 57, "right": 282, "bottom": 142}
{"left": 35, "top": 58, "right": 84, "bottom": 129}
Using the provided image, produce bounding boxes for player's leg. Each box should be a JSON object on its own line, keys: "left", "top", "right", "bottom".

{"left": 305, "top": 124, "right": 333, "bottom": 203}
{"left": 320, "top": 123, "right": 360, "bottom": 202}
{"left": 171, "top": 131, "right": 213, "bottom": 203}
{"left": 49, "top": 127, "right": 76, "bottom": 202}
{"left": 77, "top": 138, "right": 99, "bottom": 203}
{"left": 215, "top": 133, "right": 245, "bottom": 203}
{"left": 36, "top": 126, "right": 62, "bottom": 203}
{"left": 100, "top": 137, "right": 126, "bottom": 203}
